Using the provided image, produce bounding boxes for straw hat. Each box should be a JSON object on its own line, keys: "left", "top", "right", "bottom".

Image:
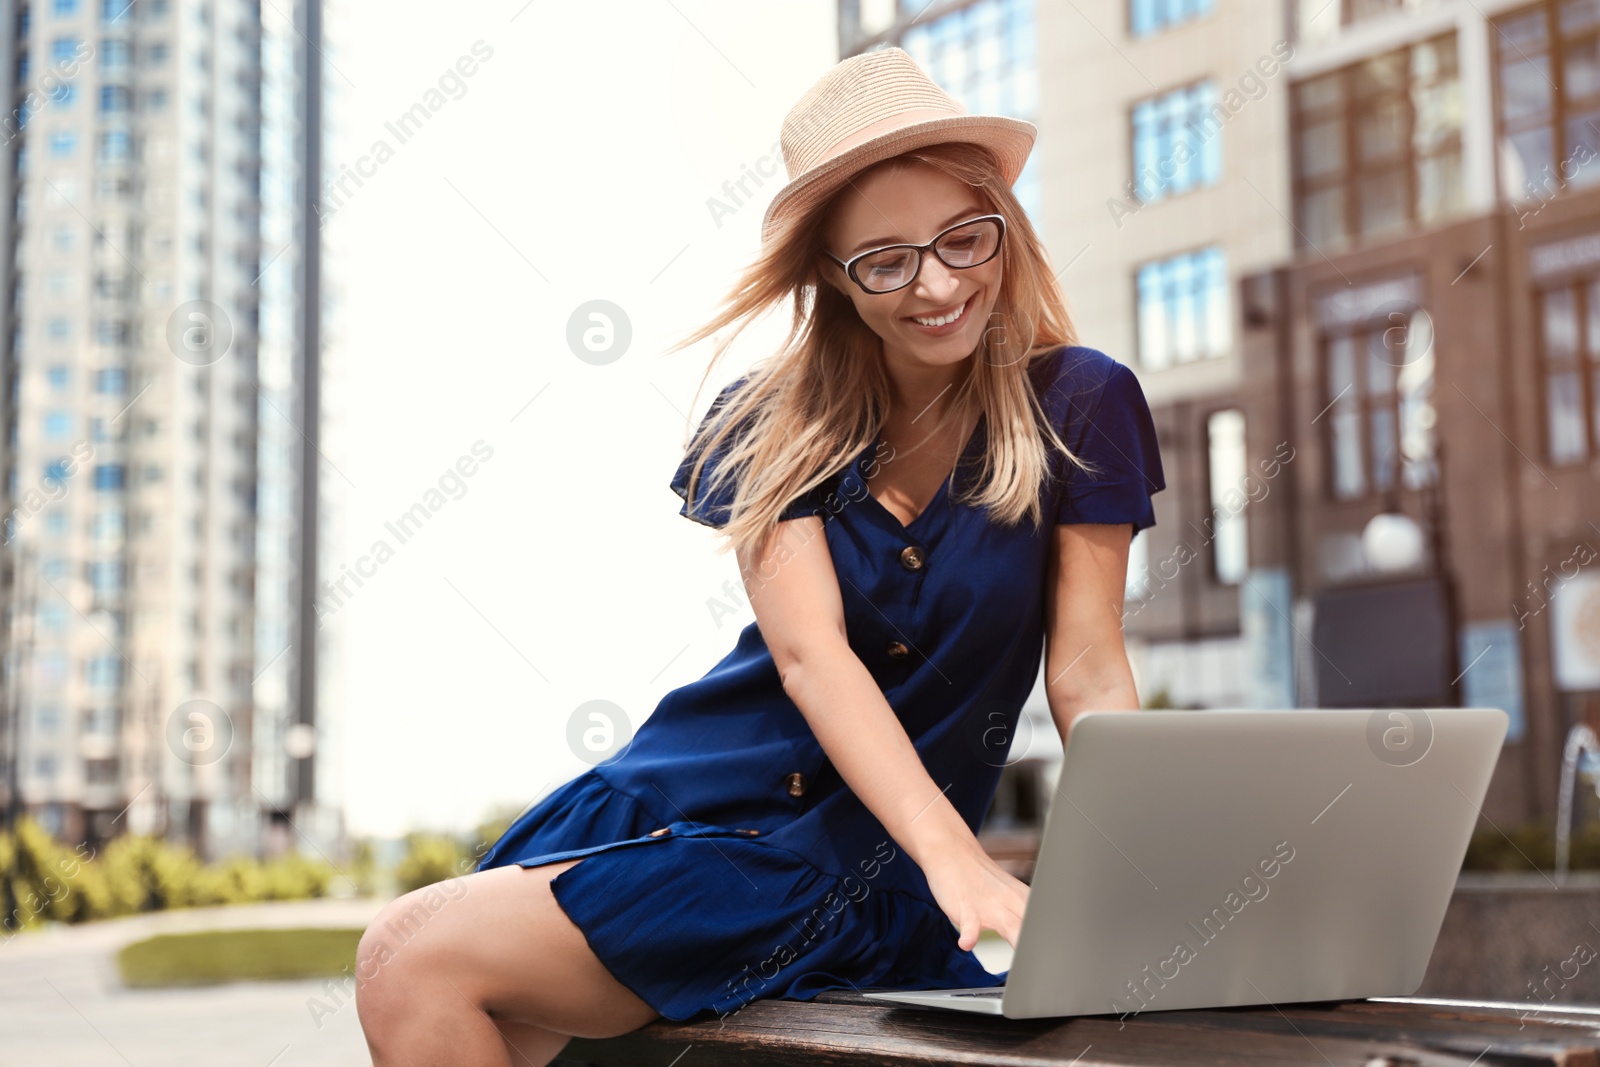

{"left": 760, "top": 47, "right": 1037, "bottom": 248}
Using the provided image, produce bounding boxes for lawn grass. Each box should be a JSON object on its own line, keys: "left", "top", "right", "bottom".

{"left": 116, "top": 927, "right": 366, "bottom": 988}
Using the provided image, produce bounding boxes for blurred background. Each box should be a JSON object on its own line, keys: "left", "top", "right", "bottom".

{"left": 2, "top": 0, "right": 1600, "bottom": 1061}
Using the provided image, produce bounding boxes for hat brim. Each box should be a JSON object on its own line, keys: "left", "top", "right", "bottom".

{"left": 760, "top": 114, "right": 1037, "bottom": 246}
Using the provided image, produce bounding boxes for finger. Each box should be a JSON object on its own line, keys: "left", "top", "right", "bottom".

{"left": 960, "top": 900, "right": 978, "bottom": 952}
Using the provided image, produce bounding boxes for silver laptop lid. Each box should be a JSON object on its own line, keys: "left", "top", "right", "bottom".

{"left": 1000, "top": 707, "right": 1508, "bottom": 1020}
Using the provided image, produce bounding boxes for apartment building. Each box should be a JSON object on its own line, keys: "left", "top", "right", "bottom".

{"left": 0, "top": 0, "right": 335, "bottom": 860}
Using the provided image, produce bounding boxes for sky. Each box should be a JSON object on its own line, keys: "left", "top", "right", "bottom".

{"left": 323, "top": 2, "right": 838, "bottom": 837}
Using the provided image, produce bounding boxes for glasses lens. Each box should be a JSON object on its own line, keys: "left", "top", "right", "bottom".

{"left": 934, "top": 218, "right": 1001, "bottom": 268}
{"left": 854, "top": 248, "right": 920, "bottom": 294}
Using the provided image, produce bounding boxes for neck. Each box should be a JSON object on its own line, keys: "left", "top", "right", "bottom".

{"left": 880, "top": 348, "right": 973, "bottom": 430}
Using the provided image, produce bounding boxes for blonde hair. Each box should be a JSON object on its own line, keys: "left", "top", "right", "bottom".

{"left": 666, "top": 141, "right": 1095, "bottom": 559}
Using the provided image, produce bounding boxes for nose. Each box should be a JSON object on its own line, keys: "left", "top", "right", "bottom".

{"left": 911, "top": 250, "right": 962, "bottom": 302}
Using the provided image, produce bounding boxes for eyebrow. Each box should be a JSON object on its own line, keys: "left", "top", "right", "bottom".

{"left": 846, "top": 206, "right": 988, "bottom": 256}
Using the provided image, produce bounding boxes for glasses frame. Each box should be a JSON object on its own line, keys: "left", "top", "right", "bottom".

{"left": 823, "top": 213, "right": 1007, "bottom": 295}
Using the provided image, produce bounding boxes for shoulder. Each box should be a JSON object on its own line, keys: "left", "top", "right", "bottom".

{"left": 1027, "top": 345, "right": 1140, "bottom": 430}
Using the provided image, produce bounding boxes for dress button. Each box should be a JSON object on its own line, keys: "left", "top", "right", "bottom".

{"left": 899, "top": 545, "right": 926, "bottom": 571}
{"left": 886, "top": 640, "right": 909, "bottom": 659}
{"left": 785, "top": 772, "right": 807, "bottom": 797}
{"left": 647, "top": 827, "right": 671, "bottom": 837}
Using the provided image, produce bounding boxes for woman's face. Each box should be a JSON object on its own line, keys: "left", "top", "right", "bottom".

{"left": 820, "top": 162, "right": 1003, "bottom": 372}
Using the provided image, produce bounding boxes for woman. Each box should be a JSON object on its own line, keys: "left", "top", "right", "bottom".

{"left": 355, "top": 46, "right": 1165, "bottom": 1066}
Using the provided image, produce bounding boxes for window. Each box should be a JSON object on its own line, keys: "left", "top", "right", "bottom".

{"left": 1131, "top": 80, "right": 1223, "bottom": 203}
{"left": 86, "top": 707, "right": 118, "bottom": 734}
{"left": 102, "top": 0, "right": 132, "bottom": 20}
{"left": 53, "top": 84, "right": 76, "bottom": 108}
{"left": 98, "top": 130, "right": 130, "bottom": 162}
{"left": 47, "top": 317, "right": 70, "bottom": 341}
{"left": 51, "top": 224, "right": 74, "bottom": 252}
{"left": 85, "top": 758, "right": 118, "bottom": 784}
{"left": 1206, "top": 409, "right": 1249, "bottom": 584}
{"left": 900, "top": 0, "right": 1042, "bottom": 220}
{"left": 95, "top": 367, "right": 127, "bottom": 392}
{"left": 96, "top": 321, "right": 128, "bottom": 346}
{"left": 86, "top": 655, "right": 122, "bottom": 686}
{"left": 48, "top": 365, "right": 70, "bottom": 390}
{"left": 92, "top": 510, "right": 125, "bottom": 541}
{"left": 35, "top": 706, "right": 61, "bottom": 735}
{"left": 41, "top": 558, "right": 69, "bottom": 580}
{"left": 93, "top": 464, "right": 125, "bottom": 490}
{"left": 1321, "top": 305, "right": 1437, "bottom": 500}
{"left": 145, "top": 88, "right": 168, "bottom": 111}
{"left": 100, "top": 38, "right": 130, "bottom": 69}
{"left": 1136, "top": 245, "right": 1230, "bottom": 369}
{"left": 34, "top": 756, "right": 58, "bottom": 779}
{"left": 1130, "top": 0, "right": 1214, "bottom": 36}
{"left": 44, "top": 411, "right": 73, "bottom": 437}
{"left": 99, "top": 86, "right": 131, "bottom": 113}
{"left": 48, "top": 129, "right": 77, "bottom": 157}
{"left": 53, "top": 0, "right": 81, "bottom": 15}
{"left": 37, "top": 603, "right": 68, "bottom": 633}
{"left": 44, "top": 512, "right": 69, "bottom": 537}
{"left": 1494, "top": 1, "right": 1600, "bottom": 206}
{"left": 1536, "top": 279, "right": 1600, "bottom": 462}
{"left": 87, "top": 560, "right": 123, "bottom": 593}
{"left": 145, "top": 41, "right": 169, "bottom": 66}
{"left": 1292, "top": 34, "right": 1464, "bottom": 248}
{"left": 51, "top": 36, "right": 83, "bottom": 62}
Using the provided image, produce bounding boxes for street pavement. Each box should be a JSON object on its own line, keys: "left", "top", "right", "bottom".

{"left": 0, "top": 896, "right": 385, "bottom": 1067}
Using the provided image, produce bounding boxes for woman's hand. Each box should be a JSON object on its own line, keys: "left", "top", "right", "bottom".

{"left": 920, "top": 833, "right": 1031, "bottom": 952}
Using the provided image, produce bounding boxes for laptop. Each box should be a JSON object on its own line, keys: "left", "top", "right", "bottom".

{"left": 862, "top": 707, "right": 1509, "bottom": 1020}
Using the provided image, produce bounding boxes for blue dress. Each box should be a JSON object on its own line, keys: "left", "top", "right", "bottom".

{"left": 474, "top": 344, "right": 1165, "bottom": 1022}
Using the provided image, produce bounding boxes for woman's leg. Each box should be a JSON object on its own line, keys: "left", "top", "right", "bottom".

{"left": 355, "top": 857, "right": 661, "bottom": 1067}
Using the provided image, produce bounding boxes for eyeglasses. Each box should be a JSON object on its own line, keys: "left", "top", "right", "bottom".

{"left": 823, "top": 213, "right": 1006, "bottom": 295}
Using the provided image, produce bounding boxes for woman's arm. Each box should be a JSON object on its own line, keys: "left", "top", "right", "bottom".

{"left": 1045, "top": 522, "right": 1143, "bottom": 741}
{"left": 738, "top": 516, "right": 1028, "bottom": 952}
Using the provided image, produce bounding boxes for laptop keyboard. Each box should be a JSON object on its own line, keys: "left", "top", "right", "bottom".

{"left": 949, "top": 990, "right": 1005, "bottom": 998}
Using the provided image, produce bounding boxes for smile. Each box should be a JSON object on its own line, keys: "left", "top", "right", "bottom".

{"left": 905, "top": 295, "right": 973, "bottom": 332}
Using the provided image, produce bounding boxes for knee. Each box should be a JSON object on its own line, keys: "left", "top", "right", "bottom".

{"left": 353, "top": 892, "right": 450, "bottom": 1021}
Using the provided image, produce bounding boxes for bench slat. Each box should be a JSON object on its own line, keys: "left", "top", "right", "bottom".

{"left": 551, "top": 992, "right": 1600, "bottom": 1067}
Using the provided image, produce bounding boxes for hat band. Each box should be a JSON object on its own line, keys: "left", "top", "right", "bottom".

{"left": 805, "top": 107, "right": 964, "bottom": 176}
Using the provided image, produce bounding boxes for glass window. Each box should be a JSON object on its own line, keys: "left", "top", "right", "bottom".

{"left": 51, "top": 37, "right": 82, "bottom": 62}
{"left": 1131, "top": 80, "right": 1223, "bottom": 203}
{"left": 1206, "top": 408, "right": 1249, "bottom": 584}
{"left": 53, "top": 0, "right": 81, "bottom": 16}
{"left": 1135, "top": 246, "right": 1230, "bottom": 369}
{"left": 93, "top": 464, "right": 125, "bottom": 491}
{"left": 86, "top": 655, "right": 122, "bottom": 687}
{"left": 898, "top": 0, "right": 1041, "bottom": 222}
{"left": 87, "top": 560, "right": 123, "bottom": 593}
{"left": 102, "top": 0, "right": 132, "bottom": 21}
{"left": 42, "top": 412, "right": 73, "bottom": 441}
{"left": 1293, "top": 33, "right": 1463, "bottom": 247}
{"left": 1321, "top": 303, "right": 1436, "bottom": 500}
{"left": 47, "top": 365, "right": 70, "bottom": 390}
{"left": 1494, "top": 1, "right": 1600, "bottom": 205}
{"left": 47, "top": 317, "right": 69, "bottom": 341}
{"left": 1537, "top": 278, "right": 1600, "bottom": 462}
{"left": 48, "top": 129, "right": 76, "bottom": 157}
{"left": 95, "top": 367, "right": 127, "bottom": 392}
{"left": 1130, "top": 0, "right": 1215, "bottom": 36}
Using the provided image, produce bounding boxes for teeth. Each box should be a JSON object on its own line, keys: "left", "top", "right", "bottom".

{"left": 911, "top": 297, "right": 968, "bottom": 327}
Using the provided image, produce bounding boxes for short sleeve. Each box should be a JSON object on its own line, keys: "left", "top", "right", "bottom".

{"left": 669, "top": 377, "right": 826, "bottom": 529}
{"left": 1055, "top": 361, "right": 1166, "bottom": 537}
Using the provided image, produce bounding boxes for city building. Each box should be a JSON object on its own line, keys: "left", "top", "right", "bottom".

{"left": 0, "top": 0, "right": 337, "bottom": 861}
{"left": 839, "top": 0, "right": 1600, "bottom": 830}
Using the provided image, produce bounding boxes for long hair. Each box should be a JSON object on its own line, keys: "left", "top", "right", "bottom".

{"left": 666, "top": 140, "right": 1095, "bottom": 560}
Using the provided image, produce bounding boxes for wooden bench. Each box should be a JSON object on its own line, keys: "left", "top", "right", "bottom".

{"left": 553, "top": 989, "right": 1600, "bottom": 1065}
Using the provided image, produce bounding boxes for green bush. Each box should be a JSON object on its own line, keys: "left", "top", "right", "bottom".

{"left": 0, "top": 815, "right": 345, "bottom": 928}
{"left": 393, "top": 833, "right": 463, "bottom": 894}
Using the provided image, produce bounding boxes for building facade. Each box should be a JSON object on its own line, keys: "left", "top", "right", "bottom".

{"left": 0, "top": 0, "right": 335, "bottom": 860}
{"left": 837, "top": 0, "right": 1600, "bottom": 828}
